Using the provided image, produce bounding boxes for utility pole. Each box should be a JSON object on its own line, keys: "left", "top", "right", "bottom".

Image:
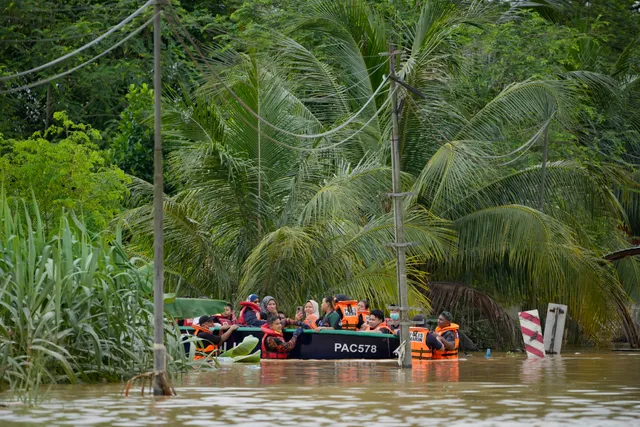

{"left": 388, "top": 44, "right": 412, "bottom": 369}
{"left": 152, "top": 0, "right": 166, "bottom": 396}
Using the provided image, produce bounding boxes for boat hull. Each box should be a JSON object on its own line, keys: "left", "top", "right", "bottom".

{"left": 181, "top": 327, "right": 399, "bottom": 360}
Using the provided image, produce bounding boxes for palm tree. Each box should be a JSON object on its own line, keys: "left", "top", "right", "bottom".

{"left": 122, "top": 0, "right": 638, "bottom": 343}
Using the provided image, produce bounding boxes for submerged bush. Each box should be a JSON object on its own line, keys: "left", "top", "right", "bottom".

{"left": 0, "top": 194, "right": 184, "bottom": 397}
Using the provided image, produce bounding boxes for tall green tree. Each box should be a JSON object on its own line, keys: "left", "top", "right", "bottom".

{"left": 121, "top": 0, "right": 639, "bottom": 343}
{"left": 0, "top": 112, "right": 129, "bottom": 231}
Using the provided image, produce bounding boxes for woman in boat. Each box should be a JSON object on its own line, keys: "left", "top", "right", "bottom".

{"left": 259, "top": 296, "right": 279, "bottom": 320}
{"left": 316, "top": 296, "right": 341, "bottom": 330}
{"left": 294, "top": 300, "right": 320, "bottom": 329}
{"left": 357, "top": 299, "right": 370, "bottom": 331}
{"left": 238, "top": 295, "right": 265, "bottom": 327}
{"left": 366, "top": 309, "right": 394, "bottom": 334}
{"left": 192, "top": 315, "right": 239, "bottom": 359}
{"left": 261, "top": 314, "right": 304, "bottom": 359}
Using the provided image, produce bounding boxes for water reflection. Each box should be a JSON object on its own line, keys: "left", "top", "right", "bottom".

{"left": 1, "top": 353, "right": 640, "bottom": 426}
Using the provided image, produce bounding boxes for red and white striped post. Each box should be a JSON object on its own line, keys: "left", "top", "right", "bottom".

{"left": 518, "top": 310, "right": 545, "bottom": 359}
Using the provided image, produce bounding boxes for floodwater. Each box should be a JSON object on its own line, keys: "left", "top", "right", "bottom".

{"left": 1, "top": 352, "right": 640, "bottom": 426}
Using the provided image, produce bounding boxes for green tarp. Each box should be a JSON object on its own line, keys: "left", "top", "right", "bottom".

{"left": 164, "top": 298, "right": 227, "bottom": 319}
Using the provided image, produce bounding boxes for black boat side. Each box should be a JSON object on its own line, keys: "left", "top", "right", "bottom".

{"left": 180, "top": 327, "right": 399, "bottom": 360}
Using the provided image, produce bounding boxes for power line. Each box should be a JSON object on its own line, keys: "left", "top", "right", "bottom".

{"left": 0, "top": 14, "right": 157, "bottom": 95}
{"left": 165, "top": 11, "right": 392, "bottom": 153}
{"left": 165, "top": 5, "right": 389, "bottom": 141}
{"left": 0, "top": 0, "right": 153, "bottom": 82}
{"left": 1, "top": 0, "right": 144, "bottom": 13}
{"left": 0, "top": 34, "right": 94, "bottom": 44}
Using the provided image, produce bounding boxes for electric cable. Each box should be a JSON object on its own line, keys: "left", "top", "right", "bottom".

{"left": 165, "top": 12, "right": 393, "bottom": 153}
{"left": 0, "top": 14, "right": 157, "bottom": 95}
{"left": 0, "top": 0, "right": 153, "bottom": 82}
{"left": 165, "top": 4, "right": 389, "bottom": 141}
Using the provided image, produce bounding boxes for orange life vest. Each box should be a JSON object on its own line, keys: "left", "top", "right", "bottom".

{"left": 212, "top": 313, "right": 237, "bottom": 326}
{"left": 237, "top": 301, "right": 261, "bottom": 325}
{"left": 192, "top": 324, "right": 219, "bottom": 360}
{"left": 358, "top": 309, "right": 370, "bottom": 330}
{"left": 336, "top": 300, "right": 359, "bottom": 330}
{"left": 372, "top": 321, "right": 394, "bottom": 334}
{"left": 410, "top": 327, "right": 432, "bottom": 360}
{"left": 303, "top": 314, "right": 318, "bottom": 329}
{"left": 432, "top": 323, "right": 459, "bottom": 359}
{"left": 260, "top": 325, "right": 289, "bottom": 359}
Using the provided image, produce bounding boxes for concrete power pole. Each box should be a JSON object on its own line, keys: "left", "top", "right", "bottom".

{"left": 388, "top": 45, "right": 412, "bottom": 369}
{"left": 152, "top": 0, "right": 166, "bottom": 396}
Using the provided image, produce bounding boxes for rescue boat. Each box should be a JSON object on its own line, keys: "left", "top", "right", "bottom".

{"left": 180, "top": 326, "right": 400, "bottom": 360}
{"left": 168, "top": 297, "right": 399, "bottom": 360}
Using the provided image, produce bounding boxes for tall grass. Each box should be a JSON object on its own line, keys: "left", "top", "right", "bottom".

{"left": 0, "top": 194, "right": 184, "bottom": 398}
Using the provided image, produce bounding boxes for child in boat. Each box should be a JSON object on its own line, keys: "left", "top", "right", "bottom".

{"left": 212, "top": 302, "right": 237, "bottom": 326}
{"left": 261, "top": 314, "right": 303, "bottom": 359}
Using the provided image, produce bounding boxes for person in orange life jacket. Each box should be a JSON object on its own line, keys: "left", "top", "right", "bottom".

{"left": 357, "top": 300, "right": 370, "bottom": 330}
{"left": 294, "top": 300, "right": 320, "bottom": 329}
{"left": 426, "top": 311, "right": 457, "bottom": 353}
{"left": 212, "top": 303, "right": 237, "bottom": 326}
{"left": 237, "top": 294, "right": 265, "bottom": 327}
{"left": 387, "top": 304, "right": 401, "bottom": 335}
{"left": 193, "top": 315, "right": 239, "bottom": 352}
{"left": 333, "top": 294, "right": 349, "bottom": 320}
{"left": 366, "top": 310, "right": 394, "bottom": 334}
{"left": 261, "top": 314, "right": 304, "bottom": 358}
{"left": 315, "top": 296, "right": 341, "bottom": 330}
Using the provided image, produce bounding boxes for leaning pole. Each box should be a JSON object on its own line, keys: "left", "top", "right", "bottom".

{"left": 152, "top": 0, "right": 166, "bottom": 396}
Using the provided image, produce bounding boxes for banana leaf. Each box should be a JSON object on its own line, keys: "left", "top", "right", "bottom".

{"left": 164, "top": 298, "right": 227, "bottom": 319}
{"left": 218, "top": 335, "right": 259, "bottom": 358}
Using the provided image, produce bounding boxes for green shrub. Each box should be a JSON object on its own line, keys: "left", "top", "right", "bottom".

{"left": 0, "top": 194, "right": 184, "bottom": 398}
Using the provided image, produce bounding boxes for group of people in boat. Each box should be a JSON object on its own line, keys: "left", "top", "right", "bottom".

{"left": 188, "top": 294, "right": 459, "bottom": 360}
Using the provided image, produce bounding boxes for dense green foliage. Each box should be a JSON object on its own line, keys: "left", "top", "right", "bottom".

{"left": 0, "top": 112, "right": 129, "bottom": 231}
{"left": 0, "top": 195, "right": 184, "bottom": 396}
{"left": 1, "top": 0, "right": 640, "bottom": 359}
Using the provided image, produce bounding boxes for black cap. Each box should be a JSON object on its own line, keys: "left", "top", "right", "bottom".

{"left": 199, "top": 315, "right": 213, "bottom": 325}
{"left": 334, "top": 294, "right": 349, "bottom": 302}
{"left": 412, "top": 314, "right": 426, "bottom": 326}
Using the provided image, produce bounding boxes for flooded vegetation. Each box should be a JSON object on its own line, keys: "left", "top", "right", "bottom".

{"left": 2, "top": 353, "right": 639, "bottom": 426}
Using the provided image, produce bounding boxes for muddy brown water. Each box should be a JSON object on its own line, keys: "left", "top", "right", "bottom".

{"left": 1, "top": 352, "right": 639, "bottom": 426}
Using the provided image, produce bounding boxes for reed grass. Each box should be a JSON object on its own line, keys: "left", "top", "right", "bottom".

{"left": 0, "top": 194, "right": 184, "bottom": 399}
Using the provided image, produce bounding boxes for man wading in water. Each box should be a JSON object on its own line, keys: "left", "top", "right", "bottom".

{"left": 428, "top": 311, "right": 460, "bottom": 359}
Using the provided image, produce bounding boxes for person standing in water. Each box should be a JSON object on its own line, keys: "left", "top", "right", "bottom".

{"left": 428, "top": 311, "right": 459, "bottom": 359}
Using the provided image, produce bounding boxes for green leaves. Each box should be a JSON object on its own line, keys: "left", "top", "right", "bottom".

{"left": 0, "top": 113, "right": 129, "bottom": 232}
{"left": 0, "top": 194, "right": 183, "bottom": 396}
